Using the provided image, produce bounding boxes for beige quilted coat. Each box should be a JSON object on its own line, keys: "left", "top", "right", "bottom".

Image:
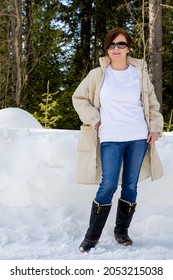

{"left": 72, "top": 56, "right": 164, "bottom": 184}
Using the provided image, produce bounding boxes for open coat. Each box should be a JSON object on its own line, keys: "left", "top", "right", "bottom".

{"left": 72, "top": 56, "right": 164, "bottom": 184}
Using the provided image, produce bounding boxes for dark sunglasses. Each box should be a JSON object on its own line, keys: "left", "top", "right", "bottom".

{"left": 108, "top": 41, "right": 128, "bottom": 50}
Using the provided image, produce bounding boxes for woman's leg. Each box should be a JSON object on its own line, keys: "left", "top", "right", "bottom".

{"left": 121, "top": 139, "right": 148, "bottom": 203}
{"left": 79, "top": 141, "right": 124, "bottom": 252}
{"left": 114, "top": 139, "right": 148, "bottom": 246}
{"left": 95, "top": 141, "right": 124, "bottom": 204}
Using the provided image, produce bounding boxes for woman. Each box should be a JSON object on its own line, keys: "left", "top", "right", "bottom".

{"left": 72, "top": 27, "right": 163, "bottom": 253}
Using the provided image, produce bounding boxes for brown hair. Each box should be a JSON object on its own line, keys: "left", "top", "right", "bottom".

{"left": 104, "top": 27, "right": 132, "bottom": 54}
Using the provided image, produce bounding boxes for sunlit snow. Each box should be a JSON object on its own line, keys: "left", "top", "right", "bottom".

{"left": 0, "top": 108, "right": 172, "bottom": 260}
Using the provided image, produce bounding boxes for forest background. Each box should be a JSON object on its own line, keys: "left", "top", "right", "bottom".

{"left": 0, "top": 0, "right": 172, "bottom": 130}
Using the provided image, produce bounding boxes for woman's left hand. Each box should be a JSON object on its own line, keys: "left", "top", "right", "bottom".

{"left": 147, "top": 132, "right": 159, "bottom": 144}
{"left": 95, "top": 121, "right": 101, "bottom": 130}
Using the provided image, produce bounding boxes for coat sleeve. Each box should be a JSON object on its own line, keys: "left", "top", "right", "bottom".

{"left": 72, "top": 73, "right": 100, "bottom": 128}
{"left": 146, "top": 69, "right": 164, "bottom": 133}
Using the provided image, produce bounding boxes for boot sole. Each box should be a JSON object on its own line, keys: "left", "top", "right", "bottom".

{"left": 121, "top": 240, "right": 133, "bottom": 246}
{"left": 115, "top": 236, "right": 133, "bottom": 246}
{"left": 79, "top": 240, "right": 98, "bottom": 253}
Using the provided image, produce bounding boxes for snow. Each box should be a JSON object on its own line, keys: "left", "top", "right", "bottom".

{"left": 0, "top": 108, "right": 173, "bottom": 260}
{"left": 0, "top": 107, "right": 42, "bottom": 129}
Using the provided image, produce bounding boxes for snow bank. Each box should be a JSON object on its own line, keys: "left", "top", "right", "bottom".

{"left": 0, "top": 128, "right": 172, "bottom": 260}
{"left": 0, "top": 107, "right": 42, "bottom": 128}
{"left": 0, "top": 107, "right": 172, "bottom": 260}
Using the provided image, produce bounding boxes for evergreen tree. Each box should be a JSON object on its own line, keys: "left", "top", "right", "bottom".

{"left": 0, "top": 0, "right": 172, "bottom": 129}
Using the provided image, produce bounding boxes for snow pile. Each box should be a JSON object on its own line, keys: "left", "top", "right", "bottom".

{"left": 0, "top": 107, "right": 42, "bottom": 128}
{"left": 0, "top": 108, "right": 172, "bottom": 260}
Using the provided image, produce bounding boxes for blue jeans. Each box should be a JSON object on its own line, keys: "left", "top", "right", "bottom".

{"left": 95, "top": 140, "right": 148, "bottom": 204}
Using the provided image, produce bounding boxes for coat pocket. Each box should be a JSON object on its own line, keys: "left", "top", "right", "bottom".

{"left": 77, "top": 125, "right": 97, "bottom": 152}
{"left": 77, "top": 125, "right": 98, "bottom": 184}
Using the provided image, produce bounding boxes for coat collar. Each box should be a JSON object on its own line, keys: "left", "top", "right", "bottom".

{"left": 99, "top": 55, "right": 145, "bottom": 71}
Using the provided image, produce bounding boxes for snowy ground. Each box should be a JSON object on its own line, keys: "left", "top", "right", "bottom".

{"left": 0, "top": 108, "right": 173, "bottom": 260}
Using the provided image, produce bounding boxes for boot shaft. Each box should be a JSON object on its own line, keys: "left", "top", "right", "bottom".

{"left": 85, "top": 200, "right": 112, "bottom": 241}
{"left": 114, "top": 199, "right": 136, "bottom": 235}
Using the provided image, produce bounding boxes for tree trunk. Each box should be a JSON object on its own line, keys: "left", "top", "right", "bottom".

{"left": 80, "top": 0, "right": 92, "bottom": 72}
{"left": 9, "top": 0, "right": 22, "bottom": 106}
{"left": 149, "top": 0, "right": 162, "bottom": 110}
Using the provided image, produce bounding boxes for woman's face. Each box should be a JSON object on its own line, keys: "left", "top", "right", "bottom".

{"left": 107, "top": 33, "right": 130, "bottom": 62}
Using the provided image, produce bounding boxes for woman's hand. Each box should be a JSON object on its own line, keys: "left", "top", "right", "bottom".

{"left": 147, "top": 132, "right": 159, "bottom": 144}
{"left": 95, "top": 121, "right": 101, "bottom": 130}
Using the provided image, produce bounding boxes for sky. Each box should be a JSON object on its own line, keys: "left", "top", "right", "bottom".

{"left": 0, "top": 107, "right": 173, "bottom": 260}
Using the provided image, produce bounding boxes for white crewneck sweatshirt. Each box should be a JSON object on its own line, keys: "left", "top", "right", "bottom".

{"left": 98, "top": 64, "right": 148, "bottom": 142}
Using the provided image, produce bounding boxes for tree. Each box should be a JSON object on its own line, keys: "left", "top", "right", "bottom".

{"left": 0, "top": 0, "right": 65, "bottom": 111}
{"left": 149, "top": 0, "right": 162, "bottom": 108}
{"left": 161, "top": 1, "right": 173, "bottom": 124}
{"left": 9, "top": 0, "right": 23, "bottom": 105}
{"left": 0, "top": 0, "right": 173, "bottom": 129}
{"left": 0, "top": 0, "right": 23, "bottom": 106}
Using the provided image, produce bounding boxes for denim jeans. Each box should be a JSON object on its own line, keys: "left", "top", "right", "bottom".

{"left": 95, "top": 140, "right": 148, "bottom": 204}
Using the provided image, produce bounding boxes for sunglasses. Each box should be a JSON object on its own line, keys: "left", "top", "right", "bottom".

{"left": 108, "top": 41, "right": 128, "bottom": 50}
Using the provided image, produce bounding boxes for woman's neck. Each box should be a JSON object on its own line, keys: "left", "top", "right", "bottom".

{"left": 110, "top": 61, "right": 128, "bottom": 71}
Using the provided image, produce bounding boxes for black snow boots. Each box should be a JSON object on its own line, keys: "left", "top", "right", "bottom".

{"left": 79, "top": 200, "right": 112, "bottom": 252}
{"left": 114, "top": 198, "right": 136, "bottom": 246}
